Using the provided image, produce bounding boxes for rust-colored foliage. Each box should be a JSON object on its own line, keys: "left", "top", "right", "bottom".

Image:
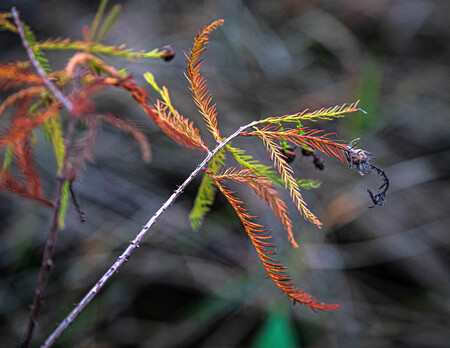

{"left": 0, "top": 8, "right": 377, "bottom": 318}
{"left": 208, "top": 169, "right": 339, "bottom": 311}
{"left": 214, "top": 167, "right": 298, "bottom": 248}
{"left": 0, "top": 13, "right": 177, "bottom": 211}
{"left": 250, "top": 127, "right": 323, "bottom": 228}
{"left": 154, "top": 100, "right": 208, "bottom": 151}
{"left": 185, "top": 19, "right": 224, "bottom": 142}
{"left": 0, "top": 62, "right": 42, "bottom": 89}
{"left": 247, "top": 124, "right": 350, "bottom": 164}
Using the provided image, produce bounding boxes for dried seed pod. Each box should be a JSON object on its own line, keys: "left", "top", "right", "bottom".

{"left": 280, "top": 146, "right": 296, "bottom": 163}
{"left": 313, "top": 155, "right": 324, "bottom": 170}
{"left": 160, "top": 45, "right": 175, "bottom": 61}
{"left": 301, "top": 148, "right": 314, "bottom": 157}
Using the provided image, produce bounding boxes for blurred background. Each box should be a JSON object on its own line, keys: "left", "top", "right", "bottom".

{"left": 1, "top": 0, "right": 449, "bottom": 347}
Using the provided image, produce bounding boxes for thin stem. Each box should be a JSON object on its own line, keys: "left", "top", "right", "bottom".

{"left": 11, "top": 7, "right": 78, "bottom": 348}
{"left": 22, "top": 117, "right": 76, "bottom": 348}
{"left": 42, "top": 120, "right": 259, "bottom": 347}
{"left": 11, "top": 7, "right": 73, "bottom": 113}
{"left": 22, "top": 180, "right": 62, "bottom": 347}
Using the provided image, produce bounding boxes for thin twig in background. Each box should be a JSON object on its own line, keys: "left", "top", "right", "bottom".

{"left": 11, "top": 8, "right": 73, "bottom": 113}
{"left": 41, "top": 120, "right": 258, "bottom": 347}
{"left": 11, "top": 8, "right": 77, "bottom": 348}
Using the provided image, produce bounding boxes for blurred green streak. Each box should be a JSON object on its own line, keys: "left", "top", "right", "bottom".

{"left": 348, "top": 56, "right": 383, "bottom": 137}
{"left": 251, "top": 303, "right": 300, "bottom": 348}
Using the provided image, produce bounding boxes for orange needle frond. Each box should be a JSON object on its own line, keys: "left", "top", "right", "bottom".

{"left": 251, "top": 128, "right": 323, "bottom": 228}
{"left": 0, "top": 86, "right": 45, "bottom": 121}
{"left": 185, "top": 19, "right": 224, "bottom": 142}
{"left": 250, "top": 125, "right": 350, "bottom": 164}
{"left": 0, "top": 62, "right": 42, "bottom": 90}
{"left": 0, "top": 102, "right": 60, "bottom": 149}
{"left": 208, "top": 171, "right": 339, "bottom": 311}
{"left": 214, "top": 167, "right": 298, "bottom": 248}
{"left": 154, "top": 100, "right": 208, "bottom": 151}
{"left": 110, "top": 77, "right": 207, "bottom": 151}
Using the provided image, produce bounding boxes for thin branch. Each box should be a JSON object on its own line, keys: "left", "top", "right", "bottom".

{"left": 11, "top": 8, "right": 79, "bottom": 348}
{"left": 22, "top": 116, "right": 76, "bottom": 348}
{"left": 11, "top": 7, "right": 73, "bottom": 113}
{"left": 41, "top": 120, "right": 259, "bottom": 347}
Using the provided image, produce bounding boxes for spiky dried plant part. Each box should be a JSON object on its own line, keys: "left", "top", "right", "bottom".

{"left": 208, "top": 171, "right": 338, "bottom": 311}
{"left": 0, "top": 86, "right": 44, "bottom": 121}
{"left": 250, "top": 128, "right": 322, "bottom": 228}
{"left": 185, "top": 19, "right": 224, "bottom": 142}
{"left": 367, "top": 164, "right": 389, "bottom": 208}
{"left": 261, "top": 101, "right": 363, "bottom": 123}
{"left": 0, "top": 62, "right": 42, "bottom": 90}
{"left": 100, "top": 113, "right": 151, "bottom": 162}
{"left": 214, "top": 167, "right": 298, "bottom": 248}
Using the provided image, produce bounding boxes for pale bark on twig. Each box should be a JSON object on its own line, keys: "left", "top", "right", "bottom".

{"left": 41, "top": 121, "right": 259, "bottom": 347}
{"left": 11, "top": 8, "right": 77, "bottom": 348}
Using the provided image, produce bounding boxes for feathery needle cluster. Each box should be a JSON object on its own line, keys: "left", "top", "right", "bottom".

{"left": 0, "top": 3, "right": 389, "bottom": 346}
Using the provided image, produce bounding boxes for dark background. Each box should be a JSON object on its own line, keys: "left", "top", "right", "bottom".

{"left": 1, "top": 0, "right": 449, "bottom": 347}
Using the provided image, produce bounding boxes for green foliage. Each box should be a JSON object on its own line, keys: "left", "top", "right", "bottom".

{"left": 0, "top": 13, "right": 17, "bottom": 33}
{"left": 42, "top": 113, "right": 65, "bottom": 173}
{"left": 227, "top": 144, "right": 320, "bottom": 190}
{"left": 348, "top": 56, "right": 383, "bottom": 136}
{"left": 189, "top": 149, "right": 226, "bottom": 230}
{"left": 89, "top": 0, "right": 109, "bottom": 40}
{"left": 95, "top": 4, "right": 121, "bottom": 42}
{"left": 36, "top": 39, "right": 163, "bottom": 60}
{"left": 2, "top": 145, "right": 13, "bottom": 170}
{"left": 22, "top": 23, "right": 50, "bottom": 72}
{"left": 58, "top": 181, "right": 70, "bottom": 229}
{"left": 261, "top": 101, "right": 363, "bottom": 124}
{"left": 296, "top": 178, "right": 321, "bottom": 190}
